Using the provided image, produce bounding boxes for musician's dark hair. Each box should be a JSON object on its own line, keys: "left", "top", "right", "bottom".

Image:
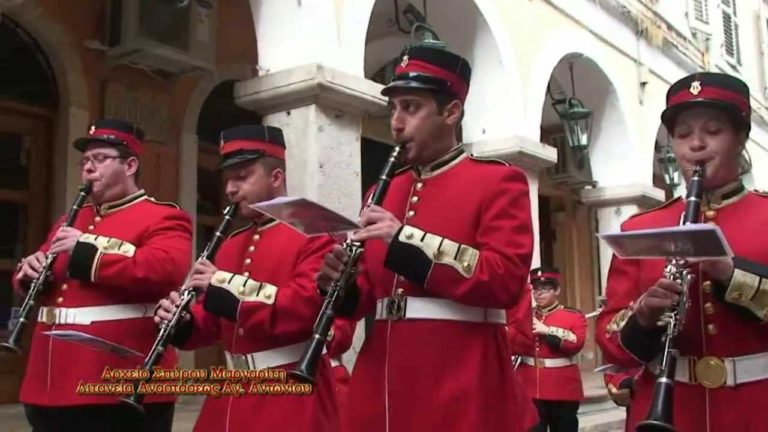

{"left": 432, "top": 90, "right": 465, "bottom": 142}
{"left": 114, "top": 144, "right": 141, "bottom": 183}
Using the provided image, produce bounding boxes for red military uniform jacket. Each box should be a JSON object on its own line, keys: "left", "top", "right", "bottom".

{"left": 339, "top": 147, "right": 534, "bottom": 432}
{"left": 516, "top": 303, "right": 586, "bottom": 401}
{"left": 12, "top": 190, "right": 192, "bottom": 406}
{"left": 596, "top": 183, "right": 768, "bottom": 431}
{"left": 175, "top": 219, "right": 339, "bottom": 432}
{"left": 505, "top": 284, "right": 540, "bottom": 430}
{"left": 327, "top": 318, "right": 356, "bottom": 430}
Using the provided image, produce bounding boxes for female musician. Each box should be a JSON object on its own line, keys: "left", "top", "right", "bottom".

{"left": 596, "top": 72, "right": 768, "bottom": 431}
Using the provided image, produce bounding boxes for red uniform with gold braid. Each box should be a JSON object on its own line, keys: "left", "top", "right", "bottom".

{"left": 13, "top": 119, "right": 193, "bottom": 408}
{"left": 514, "top": 267, "right": 586, "bottom": 432}
{"left": 333, "top": 46, "right": 534, "bottom": 430}
{"left": 171, "top": 125, "right": 340, "bottom": 432}
{"left": 596, "top": 72, "right": 768, "bottom": 431}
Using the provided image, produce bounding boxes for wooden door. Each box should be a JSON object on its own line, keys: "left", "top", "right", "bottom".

{"left": 0, "top": 104, "right": 52, "bottom": 403}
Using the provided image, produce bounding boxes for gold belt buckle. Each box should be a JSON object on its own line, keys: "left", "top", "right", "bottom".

{"left": 694, "top": 356, "right": 728, "bottom": 389}
{"left": 385, "top": 296, "right": 407, "bottom": 320}
{"left": 41, "top": 308, "right": 56, "bottom": 325}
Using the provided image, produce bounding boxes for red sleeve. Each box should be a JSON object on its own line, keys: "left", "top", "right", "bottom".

{"left": 557, "top": 312, "right": 588, "bottom": 356}
{"left": 68, "top": 210, "right": 193, "bottom": 297}
{"left": 385, "top": 168, "right": 533, "bottom": 308}
{"left": 595, "top": 223, "right": 654, "bottom": 367}
{"left": 203, "top": 235, "right": 335, "bottom": 340}
{"left": 506, "top": 284, "right": 534, "bottom": 354}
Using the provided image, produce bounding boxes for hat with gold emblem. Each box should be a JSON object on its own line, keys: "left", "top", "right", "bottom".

{"left": 73, "top": 119, "right": 144, "bottom": 155}
{"left": 661, "top": 72, "right": 751, "bottom": 134}
{"left": 381, "top": 45, "right": 472, "bottom": 103}
{"left": 218, "top": 124, "right": 286, "bottom": 169}
{"left": 529, "top": 266, "right": 561, "bottom": 289}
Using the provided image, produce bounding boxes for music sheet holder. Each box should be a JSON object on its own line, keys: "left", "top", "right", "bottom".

{"left": 249, "top": 196, "right": 362, "bottom": 237}
{"left": 43, "top": 330, "right": 144, "bottom": 358}
{"left": 598, "top": 223, "right": 733, "bottom": 259}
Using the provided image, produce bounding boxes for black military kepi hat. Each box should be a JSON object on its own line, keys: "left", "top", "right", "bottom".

{"left": 73, "top": 119, "right": 144, "bottom": 155}
{"left": 218, "top": 124, "right": 286, "bottom": 169}
{"left": 381, "top": 45, "right": 472, "bottom": 103}
{"left": 661, "top": 72, "right": 751, "bottom": 134}
{"left": 529, "top": 266, "right": 561, "bottom": 288}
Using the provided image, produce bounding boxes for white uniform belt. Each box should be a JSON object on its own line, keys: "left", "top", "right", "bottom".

{"left": 672, "top": 352, "right": 768, "bottom": 388}
{"left": 225, "top": 341, "right": 319, "bottom": 371}
{"left": 520, "top": 356, "right": 576, "bottom": 368}
{"left": 37, "top": 303, "right": 155, "bottom": 325}
{"left": 375, "top": 296, "right": 506, "bottom": 324}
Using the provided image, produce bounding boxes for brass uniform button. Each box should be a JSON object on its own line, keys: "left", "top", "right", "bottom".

{"left": 252, "top": 234, "right": 261, "bottom": 241}
{"left": 237, "top": 286, "right": 246, "bottom": 295}
{"left": 248, "top": 246, "right": 255, "bottom": 252}
{"left": 216, "top": 274, "right": 227, "bottom": 284}
{"left": 705, "top": 210, "right": 717, "bottom": 219}
{"left": 94, "top": 216, "right": 102, "bottom": 223}
{"left": 56, "top": 297, "right": 64, "bottom": 304}
{"left": 730, "top": 291, "right": 743, "bottom": 301}
{"left": 264, "top": 292, "right": 273, "bottom": 301}
{"left": 238, "top": 328, "right": 244, "bottom": 336}
{"left": 407, "top": 210, "right": 415, "bottom": 218}
{"left": 61, "top": 284, "right": 68, "bottom": 291}
{"left": 87, "top": 225, "right": 95, "bottom": 231}
{"left": 707, "top": 324, "right": 717, "bottom": 335}
{"left": 433, "top": 250, "right": 443, "bottom": 260}
{"left": 702, "top": 281, "right": 712, "bottom": 293}
{"left": 415, "top": 182, "right": 424, "bottom": 191}
{"left": 703, "top": 302, "right": 715, "bottom": 315}
{"left": 462, "top": 262, "right": 472, "bottom": 272}
{"left": 244, "top": 258, "right": 252, "bottom": 265}
{"left": 405, "top": 231, "right": 414, "bottom": 240}
{"left": 243, "top": 272, "right": 250, "bottom": 278}
{"left": 410, "top": 196, "right": 419, "bottom": 204}
{"left": 395, "top": 288, "right": 405, "bottom": 296}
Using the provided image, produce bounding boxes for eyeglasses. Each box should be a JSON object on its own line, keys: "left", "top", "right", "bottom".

{"left": 532, "top": 286, "right": 557, "bottom": 293}
{"left": 78, "top": 154, "right": 122, "bottom": 168}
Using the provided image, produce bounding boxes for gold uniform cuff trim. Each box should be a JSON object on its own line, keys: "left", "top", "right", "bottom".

{"left": 725, "top": 269, "right": 767, "bottom": 320}
{"left": 398, "top": 225, "right": 479, "bottom": 278}
{"left": 547, "top": 326, "right": 577, "bottom": 343}
{"left": 211, "top": 271, "right": 277, "bottom": 304}
{"left": 605, "top": 308, "right": 632, "bottom": 336}
{"left": 78, "top": 234, "right": 136, "bottom": 257}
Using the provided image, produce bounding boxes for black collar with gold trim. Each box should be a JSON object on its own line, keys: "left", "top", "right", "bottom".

{"left": 704, "top": 180, "right": 747, "bottom": 209}
{"left": 414, "top": 145, "right": 466, "bottom": 178}
{"left": 96, "top": 190, "right": 147, "bottom": 216}
{"left": 537, "top": 302, "right": 561, "bottom": 316}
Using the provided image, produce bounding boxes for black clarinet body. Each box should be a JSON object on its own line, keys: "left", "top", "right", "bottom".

{"left": 289, "top": 144, "right": 403, "bottom": 384}
{"left": 636, "top": 163, "right": 705, "bottom": 432}
{"left": 1, "top": 182, "right": 92, "bottom": 354}
{"left": 119, "top": 204, "right": 237, "bottom": 413}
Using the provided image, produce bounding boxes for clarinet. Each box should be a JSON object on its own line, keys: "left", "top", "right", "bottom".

{"left": 636, "top": 163, "right": 705, "bottom": 432}
{"left": 289, "top": 144, "right": 403, "bottom": 384}
{"left": 1, "top": 182, "right": 92, "bottom": 355}
{"left": 119, "top": 204, "right": 237, "bottom": 413}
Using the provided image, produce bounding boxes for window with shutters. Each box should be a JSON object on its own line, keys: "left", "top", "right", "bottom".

{"left": 693, "top": 0, "right": 709, "bottom": 24}
{"left": 721, "top": 0, "right": 741, "bottom": 66}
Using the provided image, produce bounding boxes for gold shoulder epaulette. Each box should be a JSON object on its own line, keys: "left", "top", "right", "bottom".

{"left": 624, "top": 196, "right": 681, "bottom": 221}
{"left": 227, "top": 222, "right": 255, "bottom": 239}
{"left": 147, "top": 197, "right": 180, "bottom": 209}
{"left": 469, "top": 154, "right": 509, "bottom": 166}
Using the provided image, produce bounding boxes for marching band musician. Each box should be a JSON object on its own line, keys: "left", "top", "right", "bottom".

{"left": 596, "top": 72, "right": 768, "bottom": 430}
{"left": 317, "top": 44, "right": 535, "bottom": 431}
{"left": 154, "top": 125, "right": 344, "bottom": 432}
{"left": 515, "top": 267, "right": 586, "bottom": 432}
{"left": 13, "top": 119, "right": 193, "bottom": 431}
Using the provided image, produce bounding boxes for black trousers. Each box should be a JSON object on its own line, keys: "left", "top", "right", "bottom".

{"left": 530, "top": 399, "right": 580, "bottom": 432}
{"left": 24, "top": 403, "right": 174, "bottom": 432}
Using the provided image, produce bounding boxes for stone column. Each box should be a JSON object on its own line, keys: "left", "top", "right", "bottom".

{"left": 234, "top": 63, "right": 387, "bottom": 369}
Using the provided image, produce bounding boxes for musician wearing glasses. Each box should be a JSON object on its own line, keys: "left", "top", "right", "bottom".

{"left": 596, "top": 73, "right": 768, "bottom": 431}
{"left": 154, "top": 125, "right": 347, "bottom": 432}
{"left": 317, "top": 44, "right": 535, "bottom": 432}
{"left": 12, "top": 119, "right": 193, "bottom": 431}
{"left": 513, "top": 267, "right": 586, "bottom": 432}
